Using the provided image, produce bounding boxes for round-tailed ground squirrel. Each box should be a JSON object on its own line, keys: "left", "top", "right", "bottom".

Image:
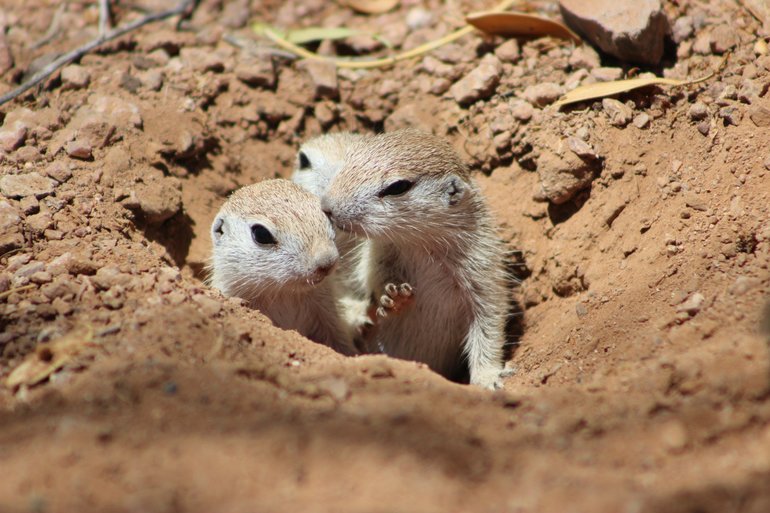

{"left": 209, "top": 179, "right": 357, "bottom": 355}
{"left": 312, "top": 129, "right": 511, "bottom": 389}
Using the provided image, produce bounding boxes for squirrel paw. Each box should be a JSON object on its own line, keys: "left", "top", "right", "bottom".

{"left": 471, "top": 365, "right": 515, "bottom": 391}
{"left": 375, "top": 282, "right": 414, "bottom": 319}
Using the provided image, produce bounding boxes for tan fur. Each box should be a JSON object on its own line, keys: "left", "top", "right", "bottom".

{"left": 209, "top": 179, "right": 356, "bottom": 355}
{"left": 320, "top": 129, "right": 511, "bottom": 389}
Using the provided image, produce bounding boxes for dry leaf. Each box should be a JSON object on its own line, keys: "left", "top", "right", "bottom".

{"left": 287, "top": 27, "right": 363, "bottom": 45}
{"left": 6, "top": 325, "right": 95, "bottom": 389}
{"left": 554, "top": 76, "right": 703, "bottom": 108}
{"left": 466, "top": 11, "right": 581, "bottom": 43}
{"left": 344, "top": 0, "right": 399, "bottom": 14}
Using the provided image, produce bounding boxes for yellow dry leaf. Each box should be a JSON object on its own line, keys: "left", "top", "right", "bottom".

{"left": 344, "top": 0, "right": 399, "bottom": 14}
{"left": 466, "top": 11, "right": 581, "bottom": 43}
{"left": 554, "top": 76, "right": 702, "bottom": 108}
{"left": 6, "top": 325, "right": 94, "bottom": 389}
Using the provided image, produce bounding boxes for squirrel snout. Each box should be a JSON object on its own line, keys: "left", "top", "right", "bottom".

{"left": 320, "top": 196, "right": 334, "bottom": 220}
{"left": 312, "top": 250, "right": 339, "bottom": 279}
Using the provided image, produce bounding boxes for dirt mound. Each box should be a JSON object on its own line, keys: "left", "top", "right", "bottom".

{"left": 1, "top": 0, "right": 769, "bottom": 511}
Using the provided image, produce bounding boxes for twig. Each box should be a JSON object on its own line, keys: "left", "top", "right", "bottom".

{"left": 260, "top": 0, "right": 518, "bottom": 70}
{"left": 98, "top": 0, "right": 111, "bottom": 38}
{"left": 0, "top": 284, "right": 35, "bottom": 300}
{"left": 30, "top": 3, "right": 66, "bottom": 50}
{"left": 0, "top": 0, "right": 196, "bottom": 107}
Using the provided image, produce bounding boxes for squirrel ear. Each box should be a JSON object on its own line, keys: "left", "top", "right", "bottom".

{"left": 446, "top": 175, "right": 466, "bottom": 206}
{"left": 211, "top": 216, "right": 225, "bottom": 245}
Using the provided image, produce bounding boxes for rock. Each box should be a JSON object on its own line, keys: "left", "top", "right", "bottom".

{"left": 41, "top": 276, "right": 77, "bottom": 300}
{"left": 15, "top": 146, "right": 42, "bottom": 163}
{"left": 66, "top": 140, "right": 93, "bottom": 160}
{"left": 298, "top": 60, "right": 339, "bottom": 100}
{"left": 536, "top": 139, "right": 598, "bottom": 204}
{"left": 676, "top": 292, "right": 705, "bottom": 315}
{"left": 449, "top": 54, "right": 502, "bottom": 105}
{"left": 122, "top": 172, "right": 182, "bottom": 224}
{"left": 510, "top": 100, "right": 534, "bottom": 121}
{"left": 567, "top": 137, "right": 598, "bottom": 159}
{"left": 569, "top": 45, "right": 601, "bottom": 69}
{"left": 92, "top": 266, "right": 132, "bottom": 290}
{"left": 61, "top": 65, "right": 91, "bottom": 90}
{"left": 718, "top": 106, "right": 741, "bottom": 126}
{"left": 14, "top": 260, "right": 45, "bottom": 279}
{"left": 179, "top": 48, "right": 225, "bottom": 73}
{"left": 710, "top": 25, "right": 738, "bottom": 54}
{"left": 559, "top": 0, "right": 668, "bottom": 65}
{"left": 692, "top": 32, "right": 712, "bottom": 55}
{"left": 495, "top": 39, "right": 521, "bottom": 63}
{"left": 749, "top": 104, "right": 770, "bottom": 127}
{"left": 88, "top": 95, "right": 143, "bottom": 129}
{"left": 313, "top": 101, "right": 338, "bottom": 127}
{"left": 729, "top": 276, "right": 761, "bottom": 296}
{"left": 602, "top": 98, "right": 633, "bottom": 127}
{"left": 45, "top": 162, "right": 73, "bottom": 184}
{"left": 0, "top": 29, "right": 13, "bottom": 75}
{"left": 193, "top": 294, "right": 222, "bottom": 317}
{"left": 139, "top": 70, "right": 164, "bottom": 91}
{"left": 633, "top": 112, "right": 650, "bottom": 128}
{"left": 0, "top": 172, "right": 56, "bottom": 199}
{"left": 684, "top": 193, "right": 708, "bottom": 211}
{"left": 671, "top": 16, "right": 693, "bottom": 43}
{"left": 25, "top": 212, "right": 53, "bottom": 234}
{"left": 591, "top": 67, "right": 624, "bottom": 82}
{"left": 0, "top": 121, "right": 27, "bottom": 152}
{"left": 119, "top": 72, "right": 142, "bottom": 94}
{"left": 688, "top": 102, "right": 708, "bottom": 121}
{"left": 235, "top": 59, "right": 276, "bottom": 89}
{"left": 406, "top": 7, "right": 433, "bottom": 29}
{"left": 221, "top": 0, "right": 250, "bottom": 28}
{"left": 0, "top": 201, "right": 23, "bottom": 252}
{"left": 522, "top": 82, "right": 563, "bottom": 107}
{"left": 419, "top": 56, "right": 461, "bottom": 81}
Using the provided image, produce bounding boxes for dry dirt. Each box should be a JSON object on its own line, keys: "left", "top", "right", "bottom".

{"left": 1, "top": 0, "right": 770, "bottom": 512}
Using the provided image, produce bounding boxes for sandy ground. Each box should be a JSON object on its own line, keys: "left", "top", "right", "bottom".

{"left": 1, "top": 0, "right": 770, "bottom": 512}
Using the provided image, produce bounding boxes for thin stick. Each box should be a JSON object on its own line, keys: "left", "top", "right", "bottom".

{"left": 0, "top": 284, "right": 35, "bottom": 300}
{"left": 0, "top": 0, "right": 195, "bottom": 107}
{"left": 261, "top": 0, "right": 517, "bottom": 70}
{"left": 98, "top": 0, "right": 111, "bottom": 37}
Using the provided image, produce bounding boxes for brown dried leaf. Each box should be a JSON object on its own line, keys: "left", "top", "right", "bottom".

{"left": 344, "top": 0, "right": 399, "bottom": 14}
{"left": 6, "top": 325, "right": 95, "bottom": 389}
{"left": 466, "top": 11, "right": 581, "bottom": 43}
{"left": 553, "top": 77, "right": 692, "bottom": 108}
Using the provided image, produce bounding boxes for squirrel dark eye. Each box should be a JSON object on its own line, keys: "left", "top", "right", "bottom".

{"left": 251, "top": 224, "right": 277, "bottom": 245}
{"left": 378, "top": 179, "right": 414, "bottom": 198}
{"left": 298, "top": 151, "right": 311, "bottom": 170}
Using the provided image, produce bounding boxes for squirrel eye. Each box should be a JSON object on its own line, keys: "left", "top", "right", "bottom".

{"left": 251, "top": 224, "right": 277, "bottom": 245}
{"left": 298, "top": 151, "right": 311, "bottom": 170}
{"left": 378, "top": 179, "right": 414, "bottom": 198}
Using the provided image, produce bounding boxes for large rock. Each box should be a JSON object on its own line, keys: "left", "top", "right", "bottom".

{"left": 449, "top": 54, "right": 502, "bottom": 106}
{"left": 559, "top": 0, "right": 668, "bottom": 65}
{"left": 534, "top": 136, "right": 602, "bottom": 204}
{"left": 0, "top": 172, "right": 56, "bottom": 199}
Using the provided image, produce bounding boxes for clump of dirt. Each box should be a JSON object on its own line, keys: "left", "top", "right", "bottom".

{"left": 1, "top": 0, "right": 769, "bottom": 511}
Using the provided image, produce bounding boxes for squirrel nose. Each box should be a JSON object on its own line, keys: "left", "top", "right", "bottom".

{"left": 320, "top": 196, "right": 333, "bottom": 220}
{"left": 313, "top": 251, "right": 338, "bottom": 277}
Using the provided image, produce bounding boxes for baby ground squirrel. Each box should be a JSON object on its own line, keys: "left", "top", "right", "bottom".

{"left": 300, "top": 129, "right": 510, "bottom": 389}
{"left": 209, "top": 179, "right": 357, "bottom": 355}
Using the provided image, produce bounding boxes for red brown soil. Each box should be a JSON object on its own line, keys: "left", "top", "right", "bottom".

{"left": 1, "top": 1, "right": 769, "bottom": 512}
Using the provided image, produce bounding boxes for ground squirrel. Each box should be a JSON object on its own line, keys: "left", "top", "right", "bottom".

{"left": 293, "top": 132, "right": 413, "bottom": 342}
{"left": 320, "top": 128, "right": 510, "bottom": 389}
{"left": 209, "top": 179, "right": 357, "bottom": 355}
